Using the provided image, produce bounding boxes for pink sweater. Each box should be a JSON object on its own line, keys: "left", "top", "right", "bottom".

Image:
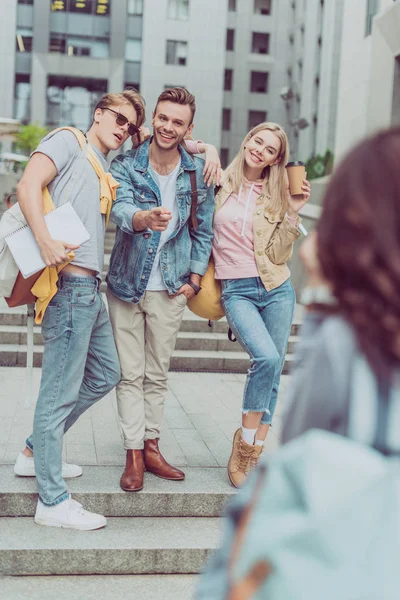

{"left": 212, "top": 180, "right": 263, "bottom": 280}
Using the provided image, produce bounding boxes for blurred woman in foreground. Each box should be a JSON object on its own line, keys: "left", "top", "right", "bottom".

{"left": 282, "top": 126, "right": 400, "bottom": 453}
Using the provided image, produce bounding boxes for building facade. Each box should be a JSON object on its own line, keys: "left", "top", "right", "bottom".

{"left": 334, "top": 0, "right": 400, "bottom": 160}
{"left": 3, "top": 0, "right": 348, "bottom": 167}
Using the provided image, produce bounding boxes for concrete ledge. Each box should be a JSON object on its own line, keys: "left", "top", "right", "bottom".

{"left": 0, "top": 574, "right": 197, "bottom": 600}
{"left": 0, "top": 466, "right": 234, "bottom": 517}
{"left": 0, "top": 516, "right": 221, "bottom": 575}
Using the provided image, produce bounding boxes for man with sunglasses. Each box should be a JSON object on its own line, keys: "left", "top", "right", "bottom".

{"left": 13, "top": 90, "right": 146, "bottom": 530}
{"left": 107, "top": 87, "right": 215, "bottom": 492}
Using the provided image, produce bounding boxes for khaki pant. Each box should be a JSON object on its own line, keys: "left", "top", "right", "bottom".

{"left": 107, "top": 288, "right": 187, "bottom": 449}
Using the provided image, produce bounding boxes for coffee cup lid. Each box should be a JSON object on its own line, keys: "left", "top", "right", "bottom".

{"left": 286, "top": 161, "right": 305, "bottom": 167}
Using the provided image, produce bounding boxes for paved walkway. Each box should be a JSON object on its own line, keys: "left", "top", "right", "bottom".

{"left": 0, "top": 367, "right": 290, "bottom": 468}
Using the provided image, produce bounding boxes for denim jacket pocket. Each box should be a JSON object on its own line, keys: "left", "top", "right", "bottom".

{"left": 133, "top": 187, "right": 157, "bottom": 206}
{"left": 186, "top": 190, "right": 207, "bottom": 205}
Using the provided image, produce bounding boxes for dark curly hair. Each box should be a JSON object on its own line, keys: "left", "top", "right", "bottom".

{"left": 317, "top": 127, "right": 400, "bottom": 378}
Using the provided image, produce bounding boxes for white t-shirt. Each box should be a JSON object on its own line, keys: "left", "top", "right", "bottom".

{"left": 146, "top": 159, "right": 181, "bottom": 290}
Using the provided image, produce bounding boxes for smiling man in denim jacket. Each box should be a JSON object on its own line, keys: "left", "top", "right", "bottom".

{"left": 106, "top": 88, "right": 214, "bottom": 491}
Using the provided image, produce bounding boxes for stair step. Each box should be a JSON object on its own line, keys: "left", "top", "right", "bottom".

{"left": 0, "top": 299, "right": 303, "bottom": 334}
{"left": 0, "top": 466, "right": 234, "bottom": 517}
{"left": 0, "top": 516, "right": 221, "bottom": 575}
{"left": 0, "top": 574, "right": 197, "bottom": 600}
{"left": 0, "top": 325, "right": 299, "bottom": 354}
{"left": 0, "top": 343, "right": 295, "bottom": 372}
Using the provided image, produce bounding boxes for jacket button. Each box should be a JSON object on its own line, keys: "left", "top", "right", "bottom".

{"left": 133, "top": 297, "right": 138, "bottom": 302}
{"left": 141, "top": 275, "right": 145, "bottom": 280}
{"left": 149, "top": 248, "right": 153, "bottom": 254}
{"left": 144, "top": 234, "right": 150, "bottom": 239}
{"left": 256, "top": 210, "right": 261, "bottom": 215}
{"left": 257, "top": 250, "right": 263, "bottom": 255}
{"left": 257, "top": 231, "right": 262, "bottom": 236}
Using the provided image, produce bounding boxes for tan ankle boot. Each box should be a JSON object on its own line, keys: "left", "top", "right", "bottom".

{"left": 228, "top": 428, "right": 255, "bottom": 488}
{"left": 250, "top": 443, "right": 264, "bottom": 472}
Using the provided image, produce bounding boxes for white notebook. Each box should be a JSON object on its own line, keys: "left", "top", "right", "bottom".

{"left": 5, "top": 202, "right": 91, "bottom": 278}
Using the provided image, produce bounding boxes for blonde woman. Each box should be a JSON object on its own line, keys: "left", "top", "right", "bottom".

{"left": 211, "top": 123, "right": 310, "bottom": 487}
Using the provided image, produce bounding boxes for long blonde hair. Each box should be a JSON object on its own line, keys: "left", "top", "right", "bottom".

{"left": 222, "top": 122, "right": 289, "bottom": 215}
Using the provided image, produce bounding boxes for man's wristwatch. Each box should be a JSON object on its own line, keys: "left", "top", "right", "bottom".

{"left": 187, "top": 280, "right": 201, "bottom": 295}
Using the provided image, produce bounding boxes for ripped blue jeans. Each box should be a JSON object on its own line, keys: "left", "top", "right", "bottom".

{"left": 221, "top": 277, "right": 295, "bottom": 425}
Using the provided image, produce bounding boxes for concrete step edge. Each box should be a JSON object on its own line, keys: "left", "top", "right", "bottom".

{"left": 0, "top": 516, "right": 221, "bottom": 575}
{"left": 0, "top": 466, "right": 234, "bottom": 517}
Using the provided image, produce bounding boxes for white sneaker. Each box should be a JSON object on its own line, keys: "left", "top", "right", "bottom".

{"left": 14, "top": 452, "right": 83, "bottom": 478}
{"left": 34, "top": 495, "right": 107, "bottom": 530}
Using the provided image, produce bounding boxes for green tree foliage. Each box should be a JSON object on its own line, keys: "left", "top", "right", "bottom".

{"left": 305, "top": 149, "right": 334, "bottom": 180}
{"left": 14, "top": 122, "right": 48, "bottom": 156}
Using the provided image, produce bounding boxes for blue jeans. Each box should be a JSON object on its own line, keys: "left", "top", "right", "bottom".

{"left": 221, "top": 277, "right": 295, "bottom": 425}
{"left": 26, "top": 276, "right": 120, "bottom": 506}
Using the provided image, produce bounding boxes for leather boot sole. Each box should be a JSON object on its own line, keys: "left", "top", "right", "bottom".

{"left": 145, "top": 468, "right": 185, "bottom": 481}
{"left": 120, "top": 482, "right": 144, "bottom": 492}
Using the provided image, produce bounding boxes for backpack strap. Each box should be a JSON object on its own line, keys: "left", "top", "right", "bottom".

{"left": 189, "top": 170, "right": 198, "bottom": 231}
{"left": 49, "top": 126, "right": 86, "bottom": 150}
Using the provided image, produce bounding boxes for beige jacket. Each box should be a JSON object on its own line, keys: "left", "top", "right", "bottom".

{"left": 214, "top": 180, "right": 301, "bottom": 291}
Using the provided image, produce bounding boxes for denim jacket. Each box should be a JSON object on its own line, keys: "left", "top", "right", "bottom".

{"left": 106, "top": 139, "right": 215, "bottom": 303}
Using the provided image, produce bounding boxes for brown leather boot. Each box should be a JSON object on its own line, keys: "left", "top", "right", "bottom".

{"left": 120, "top": 449, "right": 144, "bottom": 492}
{"left": 143, "top": 438, "right": 185, "bottom": 481}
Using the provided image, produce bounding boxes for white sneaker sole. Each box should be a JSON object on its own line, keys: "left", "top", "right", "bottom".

{"left": 34, "top": 516, "right": 107, "bottom": 531}
{"left": 14, "top": 467, "right": 83, "bottom": 478}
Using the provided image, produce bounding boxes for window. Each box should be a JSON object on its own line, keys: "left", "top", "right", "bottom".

{"left": 49, "top": 34, "right": 109, "bottom": 58}
{"left": 226, "top": 29, "right": 235, "bottom": 51}
{"left": 365, "top": 0, "right": 379, "bottom": 36}
{"left": 166, "top": 40, "right": 188, "bottom": 65}
{"left": 228, "top": 0, "right": 236, "bottom": 11}
{"left": 248, "top": 110, "right": 267, "bottom": 129}
{"left": 250, "top": 71, "right": 269, "bottom": 93}
{"left": 127, "top": 0, "right": 143, "bottom": 14}
{"left": 164, "top": 84, "right": 184, "bottom": 89}
{"left": 46, "top": 75, "right": 107, "bottom": 130}
{"left": 125, "top": 39, "right": 142, "bottom": 62}
{"left": 221, "top": 148, "right": 229, "bottom": 167}
{"left": 14, "top": 74, "right": 31, "bottom": 123}
{"left": 50, "top": 1, "right": 110, "bottom": 16}
{"left": 16, "top": 28, "right": 33, "bottom": 53}
{"left": 222, "top": 108, "right": 231, "bottom": 131}
{"left": 125, "top": 82, "right": 140, "bottom": 92}
{"left": 254, "top": 0, "right": 272, "bottom": 14}
{"left": 168, "top": 0, "right": 189, "bottom": 20}
{"left": 49, "top": 34, "right": 66, "bottom": 53}
{"left": 224, "top": 69, "right": 233, "bottom": 91}
{"left": 252, "top": 32, "right": 270, "bottom": 54}
{"left": 18, "top": 0, "right": 34, "bottom": 4}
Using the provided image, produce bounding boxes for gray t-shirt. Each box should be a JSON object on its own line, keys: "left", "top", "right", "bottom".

{"left": 33, "top": 129, "right": 108, "bottom": 278}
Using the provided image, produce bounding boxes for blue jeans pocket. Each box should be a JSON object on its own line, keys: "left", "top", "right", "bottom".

{"left": 41, "top": 304, "right": 62, "bottom": 341}
{"left": 73, "top": 288, "right": 97, "bottom": 307}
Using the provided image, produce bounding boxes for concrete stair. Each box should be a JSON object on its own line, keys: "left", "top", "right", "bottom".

{"left": 1, "top": 575, "right": 198, "bottom": 600}
{"left": 0, "top": 517, "right": 220, "bottom": 576}
{"left": 0, "top": 300, "right": 302, "bottom": 373}
{"left": 0, "top": 466, "right": 229, "bottom": 577}
{"left": 0, "top": 466, "right": 234, "bottom": 518}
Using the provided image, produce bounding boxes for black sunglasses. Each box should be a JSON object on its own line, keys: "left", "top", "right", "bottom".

{"left": 99, "top": 106, "right": 139, "bottom": 137}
